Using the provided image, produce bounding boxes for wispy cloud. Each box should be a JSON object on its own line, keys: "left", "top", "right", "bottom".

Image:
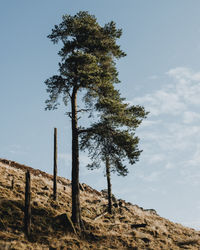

{"left": 167, "top": 67, "right": 200, "bottom": 82}
{"left": 165, "top": 162, "right": 175, "bottom": 170}
{"left": 132, "top": 67, "right": 200, "bottom": 186}
{"left": 167, "top": 67, "right": 200, "bottom": 105}
{"left": 148, "top": 154, "right": 165, "bottom": 165}
{"left": 138, "top": 171, "right": 161, "bottom": 182}
{"left": 183, "top": 111, "right": 200, "bottom": 124}
{"left": 133, "top": 67, "right": 200, "bottom": 117}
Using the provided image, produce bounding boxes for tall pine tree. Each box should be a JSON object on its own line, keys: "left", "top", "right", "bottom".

{"left": 45, "top": 11, "right": 127, "bottom": 229}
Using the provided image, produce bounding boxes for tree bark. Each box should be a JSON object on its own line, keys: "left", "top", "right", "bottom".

{"left": 106, "top": 157, "right": 112, "bottom": 214}
{"left": 24, "top": 171, "right": 31, "bottom": 238}
{"left": 71, "top": 87, "right": 81, "bottom": 228}
{"left": 53, "top": 127, "right": 57, "bottom": 201}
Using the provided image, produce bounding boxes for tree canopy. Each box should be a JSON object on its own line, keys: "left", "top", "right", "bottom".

{"left": 45, "top": 11, "right": 126, "bottom": 112}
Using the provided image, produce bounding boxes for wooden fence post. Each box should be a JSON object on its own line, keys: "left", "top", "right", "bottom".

{"left": 11, "top": 176, "right": 15, "bottom": 190}
{"left": 24, "top": 170, "right": 31, "bottom": 238}
{"left": 53, "top": 127, "right": 57, "bottom": 201}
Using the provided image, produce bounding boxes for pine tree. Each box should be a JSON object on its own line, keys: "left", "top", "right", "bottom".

{"left": 45, "top": 11, "right": 126, "bottom": 229}
{"left": 80, "top": 100, "right": 148, "bottom": 214}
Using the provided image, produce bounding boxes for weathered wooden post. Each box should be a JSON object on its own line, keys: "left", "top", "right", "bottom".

{"left": 11, "top": 176, "right": 14, "bottom": 190}
{"left": 106, "top": 157, "right": 112, "bottom": 214}
{"left": 53, "top": 127, "right": 57, "bottom": 201}
{"left": 24, "top": 170, "right": 31, "bottom": 238}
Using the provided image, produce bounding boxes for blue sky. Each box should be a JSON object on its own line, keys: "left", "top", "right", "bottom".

{"left": 1, "top": 0, "right": 200, "bottom": 229}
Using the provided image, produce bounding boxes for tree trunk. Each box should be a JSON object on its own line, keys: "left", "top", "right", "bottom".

{"left": 24, "top": 170, "right": 31, "bottom": 238}
{"left": 106, "top": 157, "right": 112, "bottom": 214}
{"left": 71, "top": 87, "right": 81, "bottom": 229}
{"left": 53, "top": 127, "right": 57, "bottom": 201}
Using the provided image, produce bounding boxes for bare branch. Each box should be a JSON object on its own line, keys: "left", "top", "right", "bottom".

{"left": 77, "top": 108, "right": 92, "bottom": 113}
{"left": 66, "top": 112, "right": 72, "bottom": 118}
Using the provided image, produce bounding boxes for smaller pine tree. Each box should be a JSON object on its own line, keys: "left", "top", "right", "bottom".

{"left": 80, "top": 100, "right": 148, "bottom": 213}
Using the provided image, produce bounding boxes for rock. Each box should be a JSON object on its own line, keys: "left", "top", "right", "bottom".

{"left": 101, "top": 189, "right": 107, "bottom": 195}
{"left": 144, "top": 208, "right": 157, "bottom": 215}
{"left": 113, "top": 203, "right": 118, "bottom": 208}
{"left": 118, "top": 201, "right": 123, "bottom": 207}
{"left": 127, "top": 202, "right": 133, "bottom": 206}
{"left": 147, "top": 229, "right": 159, "bottom": 237}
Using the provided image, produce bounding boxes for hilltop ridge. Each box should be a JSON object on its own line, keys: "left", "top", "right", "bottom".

{"left": 0, "top": 158, "right": 200, "bottom": 249}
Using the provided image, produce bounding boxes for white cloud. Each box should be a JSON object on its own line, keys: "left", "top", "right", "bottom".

{"left": 140, "top": 119, "right": 161, "bottom": 128}
{"left": 133, "top": 67, "right": 200, "bottom": 117}
{"left": 133, "top": 87, "right": 186, "bottom": 116}
{"left": 169, "top": 124, "right": 200, "bottom": 142}
{"left": 149, "top": 154, "right": 165, "bottom": 164}
{"left": 167, "top": 67, "right": 200, "bottom": 82}
{"left": 187, "top": 144, "right": 200, "bottom": 167}
{"left": 183, "top": 111, "right": 200, "bottom": 124}
{"left": 168, "top": 67, "right": 200, "bottom": 105}
{"left": 134, "top": 67, "right": 200, "bottom": 187}
{"left": 179, "top": 168, "right": 200, "bottom": 186}
{"left": 138, "top": 171, "right": 161, "bottom": 182}
{"left": 165, "top": 162, "right": 175, "bottom": 169}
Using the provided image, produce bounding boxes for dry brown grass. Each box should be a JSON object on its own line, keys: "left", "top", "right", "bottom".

{"left": 0, "top": 158, "right": 200, "bottom": 249}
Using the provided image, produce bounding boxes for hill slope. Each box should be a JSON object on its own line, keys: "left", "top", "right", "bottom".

{"left": 0, "top": 158, "right": 199, "bottom": 249}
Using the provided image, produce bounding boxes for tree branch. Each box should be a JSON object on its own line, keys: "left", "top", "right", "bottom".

{"left": 78, "top": 128, "right": 95, "bottom": 134}
{"left": 77, "top": 108, "right": 92, "bottom": 113}
{"left": 66, "top": 112, "right": 72, "bottom": 118}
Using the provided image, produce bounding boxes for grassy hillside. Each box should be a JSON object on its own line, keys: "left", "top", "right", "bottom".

{"left": 0, "top": 158, "right": 199, "bottom": 249}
